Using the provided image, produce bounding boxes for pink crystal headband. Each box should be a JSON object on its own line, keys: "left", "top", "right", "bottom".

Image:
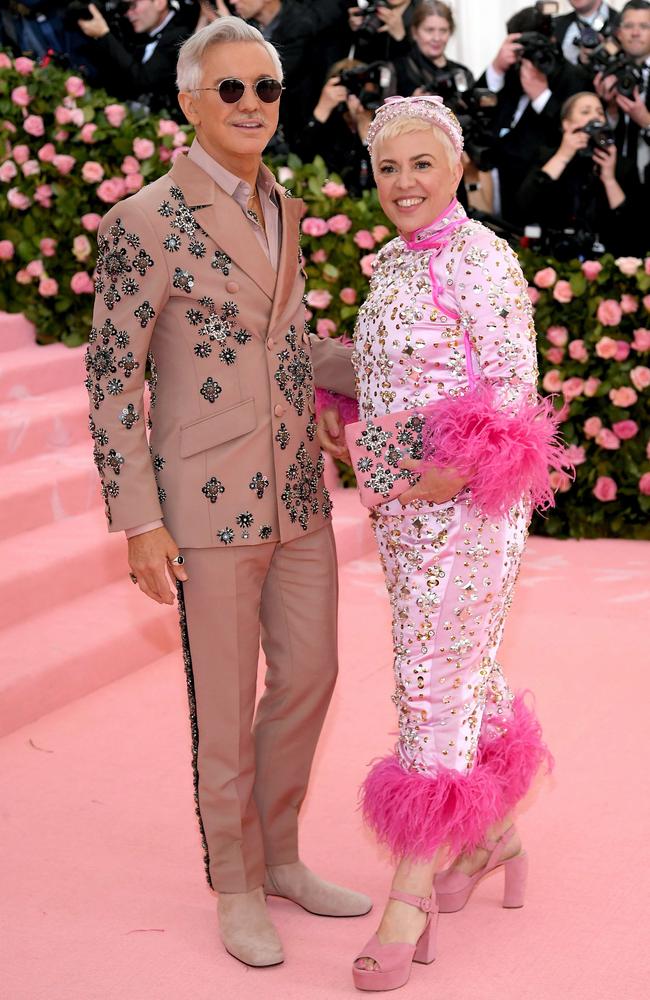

{"left": 367, "top": 95, "right": 464, "bottom": 158}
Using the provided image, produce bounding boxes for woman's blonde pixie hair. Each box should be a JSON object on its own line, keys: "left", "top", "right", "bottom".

{"left": 176, "top": 15, "right": 283, "bottom": 93}
{"left": 370, "top": 116, "right": 460, "bottom": 172}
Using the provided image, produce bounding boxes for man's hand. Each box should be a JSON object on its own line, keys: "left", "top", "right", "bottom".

{"left": 616, "top": 87, "right": 650, "bottom": 129}
{"left": 346, "top": 94, "right": 373, "bottom": 142}
{"left": 377, "top": 1, "right": 408, "bottom": 41}
{"left": 317, "top": 407, "right": 350, "bottom": 463}
{"left": 77, "top": 3, "right": 110, "bottom": 39}
{"left": 493, "top": 33, "right": 522, "bottom": 74}
{"left": 313, "top": 76, "right": 348, "bottom": 123}
{"left": 397, "top": 459, "right": 468, "bottom": 507}
{"left": 557, "top": 125, "right": 590, "bottom": 161}
{"left": 593, "top": 142, "right": 618, "bottom": 181}
{"left": 594, "top": 71, "right": 618, "bottom": 107}
{"left": 128, "top": 526, "right": 188, "bottom": 605}
{"left": 520, "top": 58, "right": 548, "bottom": 102}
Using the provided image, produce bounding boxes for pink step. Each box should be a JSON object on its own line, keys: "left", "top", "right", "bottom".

{"left": 0, "top": 383, "right": 89, "bottom": 464}
{"left": 0, "top": 576, "right": 179, "bottom": 737}
{"left": 0, "top": 441, "right": 99, "bottom": 539}
{"left": 0, "top": 508, "right": 124, "bottom": 630}
{"left": 0, "top": 342, "right": 85, "bottom": 403}
{"left": 0, "top": 311, "right": 36, "bottom": 352}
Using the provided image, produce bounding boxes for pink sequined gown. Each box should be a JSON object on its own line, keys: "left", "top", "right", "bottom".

{"left": 353, "top": 199, "right": 552, "bottom": 860}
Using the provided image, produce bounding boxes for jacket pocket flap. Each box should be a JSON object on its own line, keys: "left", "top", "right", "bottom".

{"left": 180, "top": 397, "right": 256, "bottom": 458}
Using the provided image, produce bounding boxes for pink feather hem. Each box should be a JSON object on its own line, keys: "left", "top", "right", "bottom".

{"left": 360, "top": 693, "right": 552, "bottom": 861}
{"left": 315, "top": 388, "right": 359, "bottom": 425}
{"left": 420, "top": 384, "right": 572, "bottom": 517}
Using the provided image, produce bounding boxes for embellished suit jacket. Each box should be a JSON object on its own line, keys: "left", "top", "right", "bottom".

{"left": 86, "top": 154, "right": 333, "bottom": 548}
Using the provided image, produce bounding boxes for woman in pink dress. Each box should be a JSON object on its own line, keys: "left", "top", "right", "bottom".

{"left": 318, "top": 95, "right": 566, "bottom": 993}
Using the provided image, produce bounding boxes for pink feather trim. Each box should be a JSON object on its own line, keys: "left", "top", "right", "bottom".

{"left": 315, "top": 388, "right": 359, "bottom": 425}
{"left": 360, "top": 693, "right": 552, "bottom": 861}
{"left": 420, "top": 384, "right": 572, "bottom": 516}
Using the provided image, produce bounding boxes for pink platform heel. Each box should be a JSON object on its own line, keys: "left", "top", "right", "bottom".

{"left": 352, "top": 890, "right": 438, "bottom": 992}
{"left": 434, "top": 825, "right": 528, "bottom": 913}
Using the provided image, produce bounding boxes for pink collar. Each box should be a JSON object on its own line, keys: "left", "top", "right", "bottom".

{"left": 402, "top": 198, "right": 467, "bottom": 251}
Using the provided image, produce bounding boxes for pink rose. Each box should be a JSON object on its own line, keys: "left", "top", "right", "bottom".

{"left": 73, "top": 235, "right": 92, "bottom": 261}
{"left": 39, "top": 238, "right": 57, "bottom": 257}
{"left": 80, "top": 123, "right": 97, "bottom": 143}
{"left": 170, "top": 146, "right": 189, "bottom": 163}
{"left": 11, "top": 86, "right": 31, "bottom": 108}
{"left": 340, "top": 287, "right": 357, "bottom": 305}
{"left": 615, "top": 256, "right": 642, "bottom": 276}
{"left": 360, "top": 253, "right": 377, "bottom": 277}
{"left": 595, "top": 428, "right": 620, "bottom": 450}
{"left": 630, "top": 365, "right": 650, "bottom": 391}
{"left": 0, "top": 161, "right": 17, "bottom": 182}
{"left": 34, "top": 184, "right": 52, "bottom": 207}
{"left": 302, "top": 217, "right": 328, "bottom": 237}
{"left": 12, "top": 144, "right": 30, "bottom": 164}
{"left": 615, "top": 341, "right": 631, "bottom": 361}
{"left": 23, "top": 115, "right": 44, "bottom": 138}
{"left": 53, "top": 154, "right": 76, "bottom": 175}
{"left": 70, "top": 270, "right": 94, "bottom": 294}
{"left": 546, "top": 347, "right": 565, "bottom": 364}
{"left": 583, "top": 377, "right": 601, "bottom": 397}
{"left": 125, "top": 173, "right": 143, "bottom": 192}
{"left": 620, "top": 294, "right": 638, "bottom": 314}
{"left": 321, "top": 180, "right": 347, "bottom": 198}
{"left": 632, "top": 328, "right": 650, "bottom": 352}
{"left": 581, "top": 260, "right": 602, "bottom": 280}
{"left": 133, "top": 137, "right": 155, "bottom": 160}
{"left": 172, "top": 131, "right": 187, "bottom": 148}
{"left": 553, "top": 280, "right": 573, "bottom": 304}
{"left": 568, "top": 339, "right": 588, "bottom": 362}
{"left": 645, "top": 258, "right": 650, "bottom": 276}
{"left": 54, "top": 130, "right": 69, "bottom": 142}
{"left": 639, "top": 473, "right": 650, "bottom": 496}
{"left": 595, "top": 336, "right": 618, "bottom": 359}
{"left": 38, "top": 143, "right": 56, "bottom": 163}
{"left": 584, "top": 416, "right": 602, "bottom": 438}
{"left": 316, "top": 318, "right": 337, "bottom": 338}
{"left": 372, "top": 225, "right": 390, "bottom": 242}
{"left": 354, "top": 229, "right": 376, "bottom": 250}
{"left": 0, "top": 240, "right": 15, "bottom": 260}
{"left": 565, "top": 444, "right": 586, "bottom": 466}
{"left": 55, "top": 106, "right": 73, "bottom": 126}
{"left": 306, "top": 289, "right": 333, "bottom": 309}
{"left": 81, "top": 213, "right": 102, "bottom": 232}
{"left": 81, "top": 161, "right": 104, "bottom": 183}
{"left": 277, "top": 165, "right": 294, "bottom": 184}
{"left": 157, "top": 118, "right": 178, "bottom": 137}
{"left": 16, "top": 269, "right": 31, "bottom": 285}
{"left": 96, "top": 177, "right": 127, "bottom": 203}
{"left": 526, "top": 285, "right": 540, "bottom": 305}
{"left": 0, "top": 53, "right": 11, "bottom": 69}
{"left": 66, "top": 76, "right": 86, "bottom": 98}
{"left": 593, "top": 476, "right": 617, "bottom": 502}
{"left": 158, "top": 147, "right": 172, "bottom": 164}
{"left": 609, "top": 386, "right": 638, "bottom": 407}
{"left": 613, "top": 420, "right": 638, "bottom": 440}
{"left": 311, "top": 249, "right": 328, "bottom": 263}
{"left": 542, "top": 369, "right": 563, "bottom": 393}
{"left": 21, "top": 159, "right": 39, "bottom": 177}
{"left": 26, "top": 259, "right": 44, "bottom": 278}
{"left": 3, "top": 119, "right": 17, "bottom": 134}
{"left": 546, "top": 325, "right": 568, "bottom": 347}
{"left": 7, "top": 187, "right": 30, "bottom": 210}
{"left": 121, "top": 155, "right": 140, "bottom": 175}
{"left": 562, "top": 377, "right": 584, "bottom": 401}
{"left": 105, "top": 104, "right": 127, "bottom": 128}
{"left": 327, "top": 213, "right": 352, "bottom": 234}
{"left": 596, "top": 299, "right": 622, "bottom": 327}
{"left": 38, "top": 277, "right": 58, "bottom": 297}
{"left": 69, "top": 108, "right": 85, "bottom": 128}
{"left": 533, "top": 266, "right": 557, "bottom": 288}
{"left": 549, "top": 470, "right": 572, "bottom": 492}
{"left": 14, "top": 56, "right": 35, "bottom": 75}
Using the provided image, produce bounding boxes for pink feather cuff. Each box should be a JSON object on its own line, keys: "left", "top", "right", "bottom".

{"left": 360, "top": 693, "right": 552, "bottom": 861}
{"left": 315, "top": 388, "right": 359, "bottom": 425}
{"left": 420, "top": 384, "right": 571, "bottom": 517}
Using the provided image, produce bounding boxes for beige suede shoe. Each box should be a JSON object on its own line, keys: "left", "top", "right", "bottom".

{"left": 217, "top": 886, "right": 284, "bottom": 967}
{"left": 264, "top": 861, "right": 372, "bottom": 918}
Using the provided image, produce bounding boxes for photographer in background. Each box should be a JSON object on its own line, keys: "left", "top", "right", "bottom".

{"left": 554, "top": 1, "right": 620, "bottom": 67}
{"left": 479, "top": 3, "right": 591, "bottom": 224}
{"left": 77, "top": 1, "right": 192, "bottom": 116}
{"left": 347, "top": 1, "right": 413, "bottom": 63}
{"left": 393, "top": 0, "right": 474, "bottom": 97}
{"left": 594, "top": 0, "right": 650, "bottom": 186}
{"left": 516, "top": 91, "right": 643, "bottom": 256}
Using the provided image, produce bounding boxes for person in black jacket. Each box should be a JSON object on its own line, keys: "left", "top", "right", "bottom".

{"left": 77, "top": 1, "right": 192, "bottom": 117}
{"left": 553, "top": 1, "right": 620, "bottom": 67}
{"left": 516, "top": 91, "right": 643, "bottom": 256}
{"left": 394, "top": 0, "right": 474, "bottom": 97}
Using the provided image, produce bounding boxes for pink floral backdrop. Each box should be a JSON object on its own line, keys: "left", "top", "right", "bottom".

{"left": 0, "top": 54, "right": 648, "bottom": 539}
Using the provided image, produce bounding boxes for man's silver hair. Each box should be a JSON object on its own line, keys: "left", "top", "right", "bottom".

{"left": 176, "top": 16, "right": 283, "bottom": 92}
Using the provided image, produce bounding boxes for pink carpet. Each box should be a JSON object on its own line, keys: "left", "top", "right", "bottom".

{"left": 1, "top": 315, "right": 649, "bottom": 999}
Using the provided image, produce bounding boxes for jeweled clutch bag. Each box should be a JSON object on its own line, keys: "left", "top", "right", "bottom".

{"left": 344, "top": 410, "right": 425, "bottom": 508}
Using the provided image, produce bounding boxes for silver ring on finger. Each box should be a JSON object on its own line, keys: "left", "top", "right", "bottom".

{"left": 169, "top": 554, "right": 184, "bottom": 566}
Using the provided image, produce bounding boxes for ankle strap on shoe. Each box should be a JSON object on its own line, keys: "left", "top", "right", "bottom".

{"left": 389, "top": 889, "right": 436, "bottom": 912}
{"left": 482, "top": 824, "right": 517, "bottom": 853}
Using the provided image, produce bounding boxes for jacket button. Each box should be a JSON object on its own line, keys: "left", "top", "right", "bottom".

{"left": 274, "top": 404, "right": 285, "bottom": 418}
{"left": 266, "top": 336, "right": 275, "bottom": 350}
{"left": 225, "top": 280, "right": 239, "bottom": 293}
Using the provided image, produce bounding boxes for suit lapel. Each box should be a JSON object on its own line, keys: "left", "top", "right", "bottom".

{"left": 268, "top": 191, "right": 304, "bottom": 333}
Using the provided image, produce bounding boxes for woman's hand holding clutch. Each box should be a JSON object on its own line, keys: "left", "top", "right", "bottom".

{"left": 397, "top": 458, "right": 469, "bottom": 506}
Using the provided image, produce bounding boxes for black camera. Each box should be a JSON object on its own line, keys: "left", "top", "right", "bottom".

{"left": 590, "top": 42, "right": 643, "bottom": 99}
{"left": 419, "top": 67, "right": 498, "bottom": 171}
{"left": 354, "top": 0, "right": 393, "bottom": 37}
{"left": 578, "top": 117, "right": 615, "bottom": 157}
{"left": 517, "top": 31, "right": 562, "bottom": 78}
{"left": 573, "top": 14, "right": 609, "bottom": 50}
{"left": 63, "top": 0, "right": 125, "bottom": 31}
{"left": 339, "top": 61, "right": 394, "bottom": 111}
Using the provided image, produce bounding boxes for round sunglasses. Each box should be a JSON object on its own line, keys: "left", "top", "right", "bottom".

{"left": 195, "top": 78, "right": 285, "bottom": 104}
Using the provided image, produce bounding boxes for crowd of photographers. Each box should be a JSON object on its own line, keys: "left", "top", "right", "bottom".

{"left": 1, "top": 0, "right": 649, "bottom": 257}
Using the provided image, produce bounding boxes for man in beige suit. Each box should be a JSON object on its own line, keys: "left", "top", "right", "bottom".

{"left": 86, "top": 16, "right": 367, "bottom": 968}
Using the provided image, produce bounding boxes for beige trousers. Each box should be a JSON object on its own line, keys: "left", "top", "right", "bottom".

{"left": 178, "top": 523, "right": 339, "bottom": 892}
